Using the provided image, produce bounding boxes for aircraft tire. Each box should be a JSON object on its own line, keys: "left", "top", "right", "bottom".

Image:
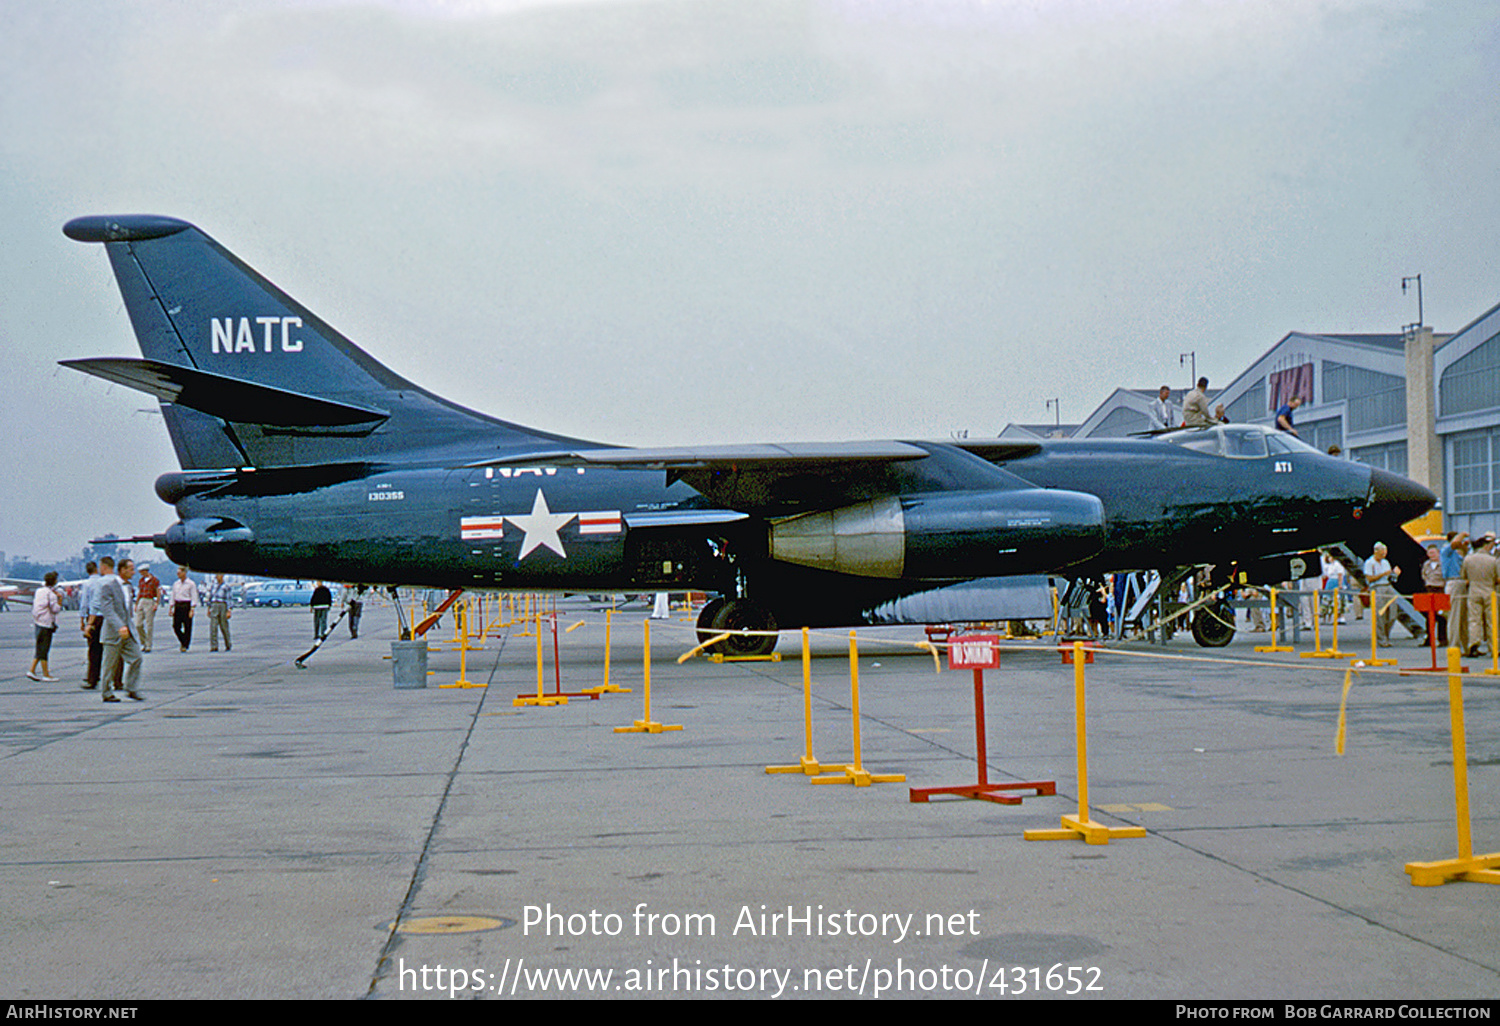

{"left": 696, "top": 599, "right": 727, "bottom": 649}
{"left": 1191, "top": 600, "right": 1236, "bottom": 648}
{"left": 708, "top": 599, "right": 779, "bottom": 657}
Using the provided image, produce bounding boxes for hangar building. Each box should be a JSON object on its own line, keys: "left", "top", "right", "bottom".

{"left": 1006, "top": 298, "right": 1500, "bottom": 535}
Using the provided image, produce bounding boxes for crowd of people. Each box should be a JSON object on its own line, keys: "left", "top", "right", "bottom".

{"left": 25, "top": 566, "right": 368, "bottom": 702}
{"left": 1150, "top": 377, "right": 1241, "bottom": 431}
{"left": 30, "top": 556, "right": 152, "bottom": 702}
{"left": 1052, "top": 532, "right": 1499, "bottom": 657}
{"left": 1429, "top": 531, "right": 1499, "bottom": 658}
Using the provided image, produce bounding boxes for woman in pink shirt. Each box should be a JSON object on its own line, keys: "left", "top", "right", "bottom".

{"left": 29, "top": 572, "right": 62, "bottom": 682}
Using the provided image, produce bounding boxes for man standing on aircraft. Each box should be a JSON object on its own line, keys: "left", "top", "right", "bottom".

{"left": 79, "top": 561, "right": 102, "bottom": 689}
{"left": 1442, "top": 531, "right": 1471, "bottom": 655}
{"left": 1275, "top": 395, "right": 1304, "bottom": 436}
{"left": 1463, "top": 535, "right": 1499, "bottom": 658}
{"left": 170, "top": 566, "right": 199, "bottom": 652}
{"left": 206, "top": 573, "right": 232, "bottom": 652}
{"left": 1150, "top": 385, "right": 1176, "bottom": 430}
{"left": 1364, "top": 542, "right": 1400, "bottom": 647}
{"left": 133, "top": 564, "right": 160, "bottom": 652}
{"left": 1182, "top": 378, "right": 1212, "bottom": 427}
{"left": 100, "top": 558, "right": 144, "bottom": 702}
{"left": 310, "top": 581, "right": 332, "bottom": 640}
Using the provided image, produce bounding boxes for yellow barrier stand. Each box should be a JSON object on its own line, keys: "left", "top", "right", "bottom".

{"left": 439, "top": 602, "right": 484, "bottom": 689}
{"left": 1253, "top": 587, "right": 1293, "bottom": 653}
{"left": 514, "top": 612, "right": 567, "bottom": 707}
{"left": 1301, "top": 591, "right": 1353, "bottom": 659}
{"left": 1366, "top": 591, "right": 1399, "bottom": 667}
{"left": 1484, "top": 593, "right": 1500, "bottom": 677}
{"left": 1025, "top": 642, "right": 1147, "bottom": 845}
{"left": 1404, "top": 647, "right": 1500, "bottom": 886}
{"left": 614, "top": 620, "right": 682, "bottom": 733}
{"left": 767, "top": 628, "right": 835, "bottom": 776}
{"left": 468, "top": 595, "right": 486, "bottom": 646}
{"left": 810, "top": 632, "right": 905, "bottom": 787}
{"left": 582, "top": 608, "right": 631, "bottom": 696}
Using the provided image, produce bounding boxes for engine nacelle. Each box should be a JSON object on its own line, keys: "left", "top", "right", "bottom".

{"left": 161, "top": 516, "right": 256, "bottom": 569}
{"left": 768, "top": 490, "right": 1106, "bottom": 579}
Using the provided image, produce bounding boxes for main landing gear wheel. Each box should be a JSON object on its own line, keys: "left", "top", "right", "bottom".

{"left": 696, "top": 599, "right": 727, "bottom": 649}
{"left": 698, "top": 599, "right": 778, "bottom": 657}
{"left": 1191, "top": 599, "right": 1236, "bottom": 648}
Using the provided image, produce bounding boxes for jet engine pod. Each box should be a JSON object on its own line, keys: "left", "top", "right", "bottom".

{"left": 161, "top": 516, "right": 256, "bottom": 568}
{"left": 155, "top": 470, "right": 239, "bottom": 505}
{"left": 768, "top": 489, "right": 1106, "bottom": 580}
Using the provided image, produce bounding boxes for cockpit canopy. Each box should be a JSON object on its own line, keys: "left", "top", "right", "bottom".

{"left": 1157, "top": 424, "right": 1325, "bottom": 459}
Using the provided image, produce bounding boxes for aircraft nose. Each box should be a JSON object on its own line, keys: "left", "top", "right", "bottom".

{"left": 1368, "top": 467, "right": 1436, "bottom": 523}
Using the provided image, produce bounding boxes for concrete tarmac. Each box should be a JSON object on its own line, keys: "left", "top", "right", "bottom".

{"left": 1, "top": 601, "right": 1496, "bottom": 1001}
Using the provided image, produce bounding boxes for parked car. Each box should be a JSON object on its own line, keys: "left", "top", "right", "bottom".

{"left": 244, "top": 581, "right": 341, "bottom": 608}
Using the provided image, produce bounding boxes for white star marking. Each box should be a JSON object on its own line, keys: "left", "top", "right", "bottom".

{"left": 506, "top": 489, "right": 575, "bottom": 560}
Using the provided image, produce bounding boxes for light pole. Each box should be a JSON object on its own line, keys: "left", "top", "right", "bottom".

{"left": 1402, "top": 274, "right": 1423, "bottom": 332}
{"left": 1045, "top": 398, "right": 1060, "bottom": 431}
{"left": 1180, "top": 351, "right": 1196, "bottom": 385}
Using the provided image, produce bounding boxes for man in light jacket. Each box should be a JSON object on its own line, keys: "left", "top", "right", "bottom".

{"left": 100, "top": 558, "right": 144, "bottom": 702}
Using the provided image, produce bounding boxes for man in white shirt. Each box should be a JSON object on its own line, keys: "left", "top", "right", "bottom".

{"left": 1320, "top": 551, "right": 1346, "bottom": 624}
{"left": 1363, "top": 542, "right": 1400, "bottom": 647}
{"left": 170, "top": 566, "right": 200, "bottom": 652}
{"left": 1150, "top": 385, "right": 1175, "bottom": 430}
{"left": 79, "top": 561, "right": 103, "bottom": 688}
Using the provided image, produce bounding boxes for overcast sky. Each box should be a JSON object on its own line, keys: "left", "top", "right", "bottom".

{"left": 3, "top": 0, "right": 1498, "bottom": 561}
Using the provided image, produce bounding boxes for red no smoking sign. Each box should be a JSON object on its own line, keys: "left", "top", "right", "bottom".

{"left": 948, "top": 634, "right": 1000, "bottom": 670}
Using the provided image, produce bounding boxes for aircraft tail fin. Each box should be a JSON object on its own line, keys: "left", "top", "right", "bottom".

{"left": 64, "top": 215, "right": 581, "bottom": 469}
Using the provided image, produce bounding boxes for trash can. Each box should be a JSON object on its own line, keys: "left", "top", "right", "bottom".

{"left": 391, "top": 639, "right": 428, "bottom": 689}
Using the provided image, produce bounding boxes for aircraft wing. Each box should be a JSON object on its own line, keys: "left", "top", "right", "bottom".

{"left": 2, "top": 577, "right": 88, "bottom": 598}
{"left": 469, "top": 440, "right": 966, "bottom": 515}
{"left": 467, "top": 440, "right": 930, "bottom": 471}
{"left": 466, "top": 439, "right": 1060, "bottom": 521}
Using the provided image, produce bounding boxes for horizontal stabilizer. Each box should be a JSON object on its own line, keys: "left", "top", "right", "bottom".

{"left": 952, "top": 440, "right": 1044, "bottom": 463}
{"left": 61, "top": 357, "right": 389, "bottom": 430}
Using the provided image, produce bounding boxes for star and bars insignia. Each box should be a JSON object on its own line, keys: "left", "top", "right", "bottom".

{"left": 460, "top": 489, "right": 621, "bottom": 560}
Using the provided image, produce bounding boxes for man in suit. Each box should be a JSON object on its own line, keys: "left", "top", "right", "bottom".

{"left": 100, "top": 558, "right": 144, "bottom": 702}
{"left": 1150, "top": 385, "right": 1176, "bottom": 430}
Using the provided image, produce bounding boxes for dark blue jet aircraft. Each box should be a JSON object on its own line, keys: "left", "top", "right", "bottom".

{"left": 62, "top": 215, "right": 1435, "bottom": 654}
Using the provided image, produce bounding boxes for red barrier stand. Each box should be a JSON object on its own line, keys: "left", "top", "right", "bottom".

{"left": 910, "top": 635, "right": 1056, "bottom": 806}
